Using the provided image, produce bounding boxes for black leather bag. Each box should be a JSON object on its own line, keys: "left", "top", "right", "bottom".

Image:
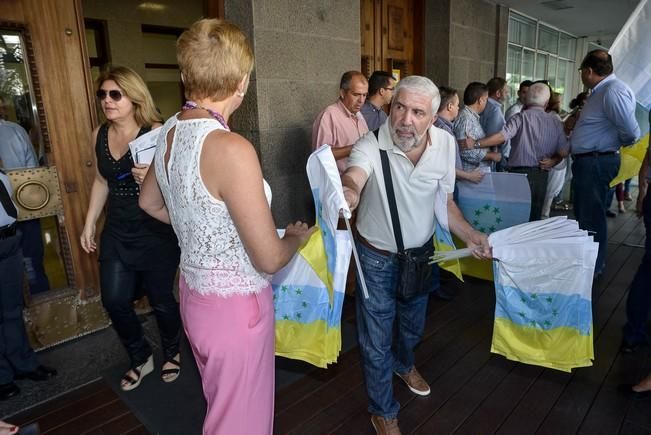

{"left": 396, "top": 242, "right": 434, "bottom": 300}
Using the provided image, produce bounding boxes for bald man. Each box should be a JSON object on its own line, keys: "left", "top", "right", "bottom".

{"left": 312, "top": 71, "right": 369, "bottom": 173}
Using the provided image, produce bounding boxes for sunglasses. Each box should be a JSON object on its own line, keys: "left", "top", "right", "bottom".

{"left": 96, "top": 89, "right": 123, "bottom": 101}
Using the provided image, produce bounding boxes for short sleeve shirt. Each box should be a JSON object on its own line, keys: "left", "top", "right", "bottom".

{"left": 348, "top": 123, "right": 456, "bottom": 252}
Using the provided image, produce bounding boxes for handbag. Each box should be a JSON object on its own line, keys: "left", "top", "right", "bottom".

{"left": 379, "top": 147, "right": 434, "bottom": 300}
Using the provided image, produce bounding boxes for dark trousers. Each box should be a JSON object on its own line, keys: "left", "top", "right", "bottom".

{"left": 17, "top": 220, "right": 50, "bottom": 294}
{"left": 0, "top": 234, "right": 38, "bottom": 384}
{"left": 623, "top": 192, "right": 651, "bottom": 345}
{"left": 509, "top": 167, "right": 549, "bottom": 221}
{"left": 572, "top": 153, "right": 620, "bottom": 275}
{"left": 100, "top": 260, "right": 181, "bottom": 367}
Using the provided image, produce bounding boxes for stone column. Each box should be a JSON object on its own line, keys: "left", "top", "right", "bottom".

{"left": 225, "top": 0, "right": 361, "bottom": 226}
{"left": 423, "top": 0, "right": 508, "bottom": 91}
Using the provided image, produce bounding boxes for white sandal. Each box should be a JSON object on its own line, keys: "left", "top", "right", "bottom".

{"left": 120, "top": 355, "right": 154, "bottom": 391}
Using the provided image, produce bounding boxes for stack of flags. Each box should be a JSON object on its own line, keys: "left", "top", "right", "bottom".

{"left": 271, "top": 145, "right": 352, "bottom": 368}
{"left": 435, "top": 216, "right": 598, "bottom": 371}
{"left": 488, "top": 217, "right": 598, "bottom": 371}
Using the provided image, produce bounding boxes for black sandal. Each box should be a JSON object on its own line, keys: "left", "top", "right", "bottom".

{"left": 161, "top": 355, "right": 181, "bottom": 383}
{"left": 121, "top": 355, "right": 154, "bottom": 391}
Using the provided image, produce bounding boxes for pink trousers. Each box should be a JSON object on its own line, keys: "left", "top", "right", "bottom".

{"left": 179, "top": 275, "right": 275, "bottom": 435}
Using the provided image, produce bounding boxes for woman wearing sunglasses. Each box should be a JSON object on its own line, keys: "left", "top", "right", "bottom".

{"left": 80, "top": 66, "right": 182, "bottom": 391}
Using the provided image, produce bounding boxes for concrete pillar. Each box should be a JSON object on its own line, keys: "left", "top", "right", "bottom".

{"left": 225, "top": 0, "right": 361, "bottom": 226}
{"left": 423, "top": 0, "right": 508, "bottom": 91}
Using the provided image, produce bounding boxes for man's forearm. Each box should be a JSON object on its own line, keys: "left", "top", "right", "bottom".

{"left": 447, "top": 198, "right": 476, "bottom": 244}
{"left": 332, "top": 145, "right": 354, "bottom": 161}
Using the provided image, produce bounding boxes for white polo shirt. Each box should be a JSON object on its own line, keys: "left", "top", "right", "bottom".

{"left": 348, "top": 120, "right": 456, "bottom": 253}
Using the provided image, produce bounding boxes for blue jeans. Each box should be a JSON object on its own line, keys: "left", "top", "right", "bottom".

{"left": 355, "top": 241, "right": 432, "bottom": 418}
{"left": 623, "top": 192, "right": 651, "bottom": 345}
{"left": 571, "top": 153, "right": 620, "bottom": 275}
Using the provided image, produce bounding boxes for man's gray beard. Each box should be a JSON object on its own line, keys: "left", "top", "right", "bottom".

{"left": 389, "top": 126, "right": 424, "bottom": 153}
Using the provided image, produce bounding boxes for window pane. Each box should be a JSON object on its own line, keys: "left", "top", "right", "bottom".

{"left": 145, "top": 68, "right": 182, "bottom": 120}
{"left": 506, "top": 44, "right": 522, "bottom": 108}
{"left": 556, "top": 59, "right": 575, "bottom": 111}
{"left": 538, "top": 25, "right": 558, "bottom": 54}
{"left": 548, "top": 57, "right": 557, "bottom": 89}
{"left": 535, "top": 53, "right": 548, "bottom": 80}
{"left": 85, "top": 28, "right": 98, "bottom": 58}
{"left": 559, "top": 33, "right": 576, "bottom": 59}
{"left": 509, "top": 13, "right": 536, "bottom": 47}
{"left": 142, "top": 32, "right": 178, "bottom": 65}
{"left": 522, "top": 50, "right": 535, "bottom": 81}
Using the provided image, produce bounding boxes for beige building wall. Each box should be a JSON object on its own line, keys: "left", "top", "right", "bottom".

{"left": 82, "top": 0, "right": 205, "bottom": 119}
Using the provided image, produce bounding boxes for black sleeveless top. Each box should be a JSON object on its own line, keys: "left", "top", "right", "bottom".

{"left": 96, "top": 123, "right": 180, "bottom": 270}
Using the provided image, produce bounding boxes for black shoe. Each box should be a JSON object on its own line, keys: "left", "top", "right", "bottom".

{"left": 15, "top": 365, "right": 57, "bottom": 381}
{"left": 432, "top": 287, "right": 455, "bottom": 301}
{"left": 618, "top": 384, "right": 651, "bottom": 399}
{"left": 0, "top": 382, "right": 20, "bottom": 400}
{"left": 620, "top": 339, "right": 648, "bottom": 354}
{"left": 606, "top": 210, "right": 617, "bottom": 218}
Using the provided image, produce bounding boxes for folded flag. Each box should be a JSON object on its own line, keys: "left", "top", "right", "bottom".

{"left": 488, "top": 217, "right": 597, "bottom": 372}
{"left": 271, "top": 145, "right": 353, "bottom": 368}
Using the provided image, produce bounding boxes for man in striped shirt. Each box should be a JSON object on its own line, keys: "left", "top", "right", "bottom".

{"left": 463, "top": 83, "right": 568, "bottom": 221}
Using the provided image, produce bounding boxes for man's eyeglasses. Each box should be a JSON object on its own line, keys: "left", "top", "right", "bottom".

{"left": 96, "top": 89, "right": 124, "bottom": 101}
{"left": 383, "top": 87, "right": 395, "bottom": 91}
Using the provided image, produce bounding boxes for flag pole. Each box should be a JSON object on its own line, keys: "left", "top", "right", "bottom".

{"left": 345, "top": 217, "right": 369, "bottom": 299}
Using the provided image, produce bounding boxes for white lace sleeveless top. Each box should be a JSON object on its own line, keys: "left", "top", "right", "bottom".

{"left": 154, "top": 115, "right": 272, "bottom": 296}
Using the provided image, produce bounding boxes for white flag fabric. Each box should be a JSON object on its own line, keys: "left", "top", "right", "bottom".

{"left": 488, "top": 217, "right": 598, "bottom": 372}
{"left": 271, "top": 145, "right": 353, "bottom": 368}
{"left": 610, "top": 0, "right": 651, "bottom": 110}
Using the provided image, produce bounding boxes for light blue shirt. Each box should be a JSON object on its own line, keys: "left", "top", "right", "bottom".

{"left": 0, "top": 119, "right": 38, "bottom": 170}
{"left": 481, "top": 97, "right": 509, "bottom": 158}
{"left": 0, "top": 171, "right": 16, "bottom": 227}
{"left": 480, "top": 97, "right": 505, "bottom": 138}
{"left": 570, "top": 74, "right": 640, "bottom": 154}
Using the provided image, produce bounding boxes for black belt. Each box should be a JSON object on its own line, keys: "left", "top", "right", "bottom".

{"left": 0, "top": 222, "right": 17, "bottom": 239}
{"left": 573, "top": 151, "right": 618, "bottom": 158}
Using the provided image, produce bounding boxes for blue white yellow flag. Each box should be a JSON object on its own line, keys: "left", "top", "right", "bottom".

{"left": 433, "top": 187, "right": 462, "bottom": 280}
{"left": 488, "top": 218, "right": 597, "bottom": 371}
{"left": 271, "top": 145, "right": 353, "bottom": 368}
{"left": 455, "top": 172, "right": 531, "bottom": 280}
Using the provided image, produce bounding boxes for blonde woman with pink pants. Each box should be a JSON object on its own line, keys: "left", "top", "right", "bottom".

{"left": 139, "top": 19, "right": 314, "bottom": 435}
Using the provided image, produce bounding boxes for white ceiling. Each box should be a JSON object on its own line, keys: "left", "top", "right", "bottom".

{"left": 494, "top": 0, "right": 640, "bottom": 46}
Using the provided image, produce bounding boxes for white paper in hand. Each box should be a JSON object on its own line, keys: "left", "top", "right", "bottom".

{"left": 129, "top": 129, "right": 159, "bottom": 165}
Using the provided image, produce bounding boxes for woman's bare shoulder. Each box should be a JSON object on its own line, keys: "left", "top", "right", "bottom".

{"left": 203, "top": 130, "right": 258, "bottom": 163}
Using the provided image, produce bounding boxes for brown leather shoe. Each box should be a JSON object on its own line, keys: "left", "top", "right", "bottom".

{"left": 371, "top": 415, "right": 402, "bottom": 435}
{"left": 395, "top": 366, "right": 431, "bottom": 396}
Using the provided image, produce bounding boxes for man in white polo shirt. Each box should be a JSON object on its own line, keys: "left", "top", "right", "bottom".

{"left": 342, "top": 76, "right": 491, "bottom": 435}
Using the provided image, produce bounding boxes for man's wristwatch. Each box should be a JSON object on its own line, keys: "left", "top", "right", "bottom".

{"left": 474, "top": 141, "right": 481, "bottom": 149}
